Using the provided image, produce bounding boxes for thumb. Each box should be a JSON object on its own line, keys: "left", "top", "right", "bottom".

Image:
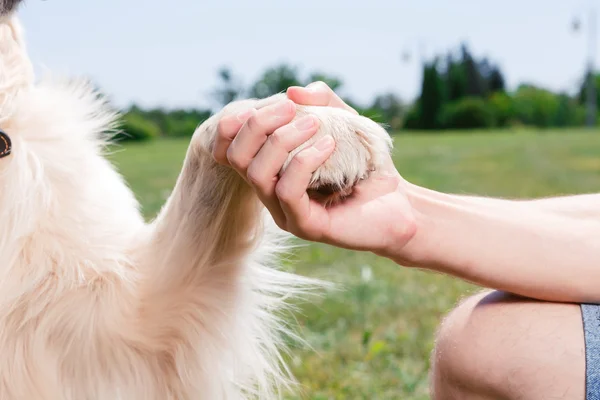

{"left": 287, "top": 82, "right": 358, "bottom": 115}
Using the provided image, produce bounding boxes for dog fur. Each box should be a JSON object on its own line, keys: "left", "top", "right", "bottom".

{"left": 0, "top": 10, "right": 393, "bottom": 400}
{"left": 0, "top": 0, "right": 21, "bottom": 16}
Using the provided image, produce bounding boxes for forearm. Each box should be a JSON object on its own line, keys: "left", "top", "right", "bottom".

{"left": 449, "top": 189, "right": 600, "bottom": 219}
{"left": 524, "top": 193, "right": 600, "bottom": 218}
{"left": 140, "top": 117, "right": 259, "bottom": 291}
{"left": 392, "top": 185, "right": 600, "bottom": 303}
{"left": 133, "top": 122, "right": 263, "bottom": 347}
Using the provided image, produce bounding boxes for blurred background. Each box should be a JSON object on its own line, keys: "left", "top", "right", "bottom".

{"left": 19, "top": 1, "right": 600, "bottom": 398}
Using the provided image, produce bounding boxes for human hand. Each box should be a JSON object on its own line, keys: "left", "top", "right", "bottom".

{"left": 213, "top": 82, "right": 417, "bottom": 255}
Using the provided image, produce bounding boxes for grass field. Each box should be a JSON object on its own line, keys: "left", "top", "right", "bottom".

{"left": 108, "top": 128, "right": 600, "bottom": 399}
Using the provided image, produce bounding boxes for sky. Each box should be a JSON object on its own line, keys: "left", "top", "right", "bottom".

{"left": 14, "top": 0, "right": 599, "bottom": 110}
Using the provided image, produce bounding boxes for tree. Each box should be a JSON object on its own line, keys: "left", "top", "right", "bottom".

{"left": 249, "top": 64, "right": 303, "bottom": 99}
{"left": 445, "top": 53, "right": 468, "bottom": 102}
{"left": 210, "top": 67, "right": 244, "bottom": 108}
{"left": 369, "top": 93, "right": 405, "bottom": 131}
{"left": 406, "top": 42, "right": 509, "bottom": 131}
{"left": 461, "top": 44, "right": 487, "bottom": 98}
{"left": 577, "top": 71, "right": 600, "bottom": 112}
{"left": 306, "top": 72, "right": 344, "bottom": 92}
{"left": 418, "top": 60, "right": 445, "bottom": 130}
{"left": 488, "top": 67, "right": 506, "bottom": 93}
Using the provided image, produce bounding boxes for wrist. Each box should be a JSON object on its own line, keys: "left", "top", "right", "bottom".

{"left": 374, "top": 183, "right": 439, "bottom": 266}
{"left": 378, "top": 183, "right": 489, "bottom": 268}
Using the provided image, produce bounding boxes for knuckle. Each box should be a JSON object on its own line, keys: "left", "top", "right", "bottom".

{"left": 267, "top": 130, "right": 286, "bottom": 148}
{"left": 217, "top": 119, "right": 229, "bottom": 137}
{"left": 226, "top": 147, "right": 243, "bottom": 170}
{"left": 211, "top": 142, "right": 227, "bottom": 165}
{"left": 212, "top": 149, "right": 227, "bottom": 165}
{"left": 275, "top": 181, "right": 293, "bottom": 201}
{"left": 290, "top": 151, "right": 311, "bottom": 169}
{"left": 244, "top": 114, "right": 263, "bottom": 134}
{"left": 216, "top": 117, "right": 239, "bottom": 140}
{"left": 246, "top": 164, "right": 264, "bottom": 186}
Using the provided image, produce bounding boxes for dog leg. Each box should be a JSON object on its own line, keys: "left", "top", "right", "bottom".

{"left": 131, "top": 104, "right": 311, "bottom": 398}
{"left": 131, "top": 93, "right": 393, "bottom": 398}
{"left": 0, "top": 16, "right": 33, "bottom": 123}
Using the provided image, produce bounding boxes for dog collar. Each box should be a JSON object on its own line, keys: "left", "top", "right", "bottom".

{"left": 0, "top": 129, "right": 11, "bottom": 158}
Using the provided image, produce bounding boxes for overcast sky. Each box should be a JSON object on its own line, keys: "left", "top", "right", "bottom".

{"left": 15, "top": 0, "right": 597, "bottom": 110}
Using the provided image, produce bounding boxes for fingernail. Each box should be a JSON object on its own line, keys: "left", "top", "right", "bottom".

{"left": 236, "top": 108, "right": 255, "bottom": 123}
{"left": 314, "top": 135, "right": 334, "bottom": 152}
{"left": 293, "top": 115, "right": 315, "bottom": 131}
{"left": 305, "top": 81, "right": 324, "bottom": 92}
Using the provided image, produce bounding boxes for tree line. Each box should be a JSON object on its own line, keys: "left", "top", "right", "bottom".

{"left": 405, "top": 43, "right": 591, "bottom": 131}
{"left": 116, "top": 42, "right": 596, "bottom": 141}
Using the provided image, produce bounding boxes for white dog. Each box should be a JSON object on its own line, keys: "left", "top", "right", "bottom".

{"left": 0, "top": 4, "right": 393, "bottom": 399}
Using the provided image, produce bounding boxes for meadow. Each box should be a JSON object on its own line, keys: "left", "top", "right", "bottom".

{"left": 108, "top": 128, "right": 600, "bottom": 399}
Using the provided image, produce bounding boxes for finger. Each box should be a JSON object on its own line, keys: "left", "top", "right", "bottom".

{"left": 275, "top": 135, "right": 335, "bottom": 238}
{"left": 227, "top": 100, "right": 296, "bottom": 174}
{"left": 246, "top": 115, "right": 320, "bottom": 226}
{"left": 213, "top": 108, "right": 256, "bottom": 165}
{"left": 286, "top": 82, "right": 358, "bottom": 115}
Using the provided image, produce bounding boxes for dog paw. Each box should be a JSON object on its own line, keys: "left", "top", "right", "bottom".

{"left": 282, "top": 106, "right": 393, "bottom": 205}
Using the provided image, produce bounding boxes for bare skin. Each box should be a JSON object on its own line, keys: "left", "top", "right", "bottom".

{"left": 431, "top": 291, "right": 585, "bottom": 399}
{"left": 214, "top": 81, "right": 592, "bottom": 399}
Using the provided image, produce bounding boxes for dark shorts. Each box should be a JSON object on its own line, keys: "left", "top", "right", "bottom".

{"left": 582, "top": 304, "right": 600, "bottom": 399}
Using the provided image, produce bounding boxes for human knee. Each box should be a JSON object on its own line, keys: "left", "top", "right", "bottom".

{"left": 430, "top": 290, "right": 515, "bottom": 399}
{"left": 430, "top": 290, "right": 586, "bottom": 400}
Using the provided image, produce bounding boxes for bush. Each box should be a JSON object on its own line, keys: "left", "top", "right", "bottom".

{"left": 163, "top": 118, "right": 203, "bottom": 138}
{"left": 554, "top": 94, "right": 587, "bottom": 127}
{"left": 143, "top": 108, "right": 211, "bottom": 138}
{"left": 117, "top": 112, "right": 161, "bottom": 142}
{"left": 511, "top": 85, "right": 560, "bottom": 128}
{"left": 162, "top": 110, "right": 211, "bottom": 138}
{"left": 402, "top": 105, "right": 421, "bottom": 130}
{"left": 488, "top": 92, "right": 514, "bottom": 127}
{"left": 439, "top": 97, "right": 494, "bottom": 129}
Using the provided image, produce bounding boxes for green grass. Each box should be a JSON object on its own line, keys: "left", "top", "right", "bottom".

{"left": 108, "top": 128, "right": 600, "bottom": 399}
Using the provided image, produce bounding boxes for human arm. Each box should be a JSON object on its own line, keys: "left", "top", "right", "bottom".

{"left": 394, "top": 184, "right": 600, "bottom": 303}
{"left": 215, "top": 81, "right": 600, "bottom": 304}
{"left": 453, "top": 190, "right": 600, "bottom": 219}
{"left": 524, "top": 193, "right": 600, "bottom": 218}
